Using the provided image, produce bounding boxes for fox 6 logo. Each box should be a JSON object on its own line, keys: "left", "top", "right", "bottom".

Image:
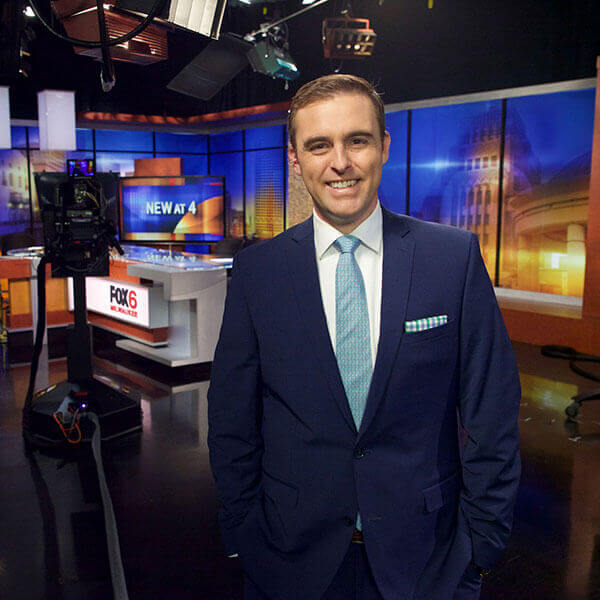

{"left": 110, "top": 285, "right": 137, "bottom": 309}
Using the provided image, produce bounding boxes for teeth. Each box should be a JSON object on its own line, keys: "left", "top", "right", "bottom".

{"left": 329, "top": 180, "right": 358, "bottom": 189}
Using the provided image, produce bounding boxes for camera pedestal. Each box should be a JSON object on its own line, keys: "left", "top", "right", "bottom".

{"left": 23, "top": 272, "right": 143, "bottom": 448}
{"left": 24, "top": 379, "right": 142, "bottom": 445}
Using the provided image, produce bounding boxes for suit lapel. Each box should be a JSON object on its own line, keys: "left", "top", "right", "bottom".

{"left": 358, "top": 209, "right": 415, "bottom": 438}
{"left": 286, "top": 218, "right": 357, "bottom": 433}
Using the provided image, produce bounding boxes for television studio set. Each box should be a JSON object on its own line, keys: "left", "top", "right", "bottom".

{"left": 0, "top": 1, "right": 599, "bottom": 599}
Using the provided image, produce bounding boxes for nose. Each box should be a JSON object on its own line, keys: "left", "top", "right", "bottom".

{"left": 330, "top": 143, "right": 351, "bottom": 173}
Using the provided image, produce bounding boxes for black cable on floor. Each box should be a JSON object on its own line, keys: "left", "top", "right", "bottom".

{"left": 540, "top": 345, "right": 600, "bottom": 382}
{"left": 85, "top": 412, "right": 130, "bottom": 600}
{"left": 24, "top": 445, "right": 65, "bottom": 600}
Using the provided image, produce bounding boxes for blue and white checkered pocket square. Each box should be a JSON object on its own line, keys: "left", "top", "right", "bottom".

{"left": 404, "top": 314, "right": 448, "bottom": 333}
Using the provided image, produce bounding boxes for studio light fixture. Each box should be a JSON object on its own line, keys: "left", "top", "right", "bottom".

{"left": 241, "top": 0, "right": 332, "bottom": 83}
{"left": 37, "top": 90, "right": 76, "bottom": 151}
{"left": 322, "top": 15, "right": 377, "bottom": 59}
{"left": 167, "top": 0, "right": 227, "bottom": 38}
{"left": 247, "top": 37, "right": 300, "bottom": 81}
{"left": 115, "top": 0, "right": 227, "bottom": 39}
{"left": 0, "top": 87, "right": 11, "bottom": 149}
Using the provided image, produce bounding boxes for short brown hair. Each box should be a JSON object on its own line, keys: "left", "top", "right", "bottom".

{"left": 288, "top": 74, "right": 385, "bottom": 150}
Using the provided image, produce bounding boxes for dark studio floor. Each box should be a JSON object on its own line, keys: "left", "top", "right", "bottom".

{"left": 1, "top": 341, "right": 600, "bottom": 600}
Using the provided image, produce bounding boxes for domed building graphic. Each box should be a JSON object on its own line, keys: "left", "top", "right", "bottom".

{"left": 502, "top": 150, "right": 589, "bottom": 296}
{"left": 415, "top": 103, "right": 589, "bottom": 296}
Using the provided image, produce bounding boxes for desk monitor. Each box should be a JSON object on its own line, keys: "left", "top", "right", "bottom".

{"left": 119, "top": 175, "right": 225, "bottom": 243}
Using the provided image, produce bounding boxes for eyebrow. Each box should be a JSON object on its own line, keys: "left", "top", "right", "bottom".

{"left": 302, "top": 130, "right": 376, "bottom": 149}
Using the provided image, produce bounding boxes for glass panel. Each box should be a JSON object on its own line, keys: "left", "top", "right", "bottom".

{"left": 410, "top": 100, "right": 503, "bottom": 280}
{"left": 245, "top": 148, "right": 285, "bottom": 240}
{"left": 155, "top": 132, "right": 207, "bottom": 153}
{"left": 499, "top": 89, "right": 594, "bottom": 296}
{"left": 210, "top": 152, "right": 244, "bottom": 238}
{"left": 380, "top": 110, "right": 408, "bottom": 215}
{"left": 0, "top": 150, "right": 30, "bottom": 235}
{"left": 210, "top": 130, "right": 243, "bottom": 153}
{"left": 245, "top": 125, "right": 285, "bottom": 150}
{"left": 10, "top": 126, "right": 27, "bottom": 149}
{"left": 28, "top": 126, "right": 40, "bottom": 149}
{"left": 95, "top": 152, "right": 153, "bottom": 177}
{"left": 76, "top": 128, "right": 93, "bottom": 150}
{"left": 28, "top": 127, "right": 93, "bottom": 151}
{"left": 95, "top": 129, "right": 153, "bottom": 151}
{"left": 182, "top": 155, "right": 208, "bottom": 176}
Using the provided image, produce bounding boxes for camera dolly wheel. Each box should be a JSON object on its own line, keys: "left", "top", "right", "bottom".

{"left": 565, "top": 402, "right": 580, "bottom": 419}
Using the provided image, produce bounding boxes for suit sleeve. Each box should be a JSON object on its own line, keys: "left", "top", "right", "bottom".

{"left": 458, "top": 233, "right": 521, "bottom": 570}
{"left": 207, "top": 254, "right": 263, "bottom": 556}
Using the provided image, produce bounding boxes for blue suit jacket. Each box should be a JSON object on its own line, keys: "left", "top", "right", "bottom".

{"left": 207, "top": 208, "right": 521, "bottom": 600}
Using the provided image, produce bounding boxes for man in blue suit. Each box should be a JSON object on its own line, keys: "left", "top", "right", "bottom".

{"left": 208, "top": 74, "right": 521, "bottom": 600}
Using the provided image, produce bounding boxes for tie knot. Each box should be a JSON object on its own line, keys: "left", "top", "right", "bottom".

{"left": 334, "top": 235, "right": 360, "bottom": 255}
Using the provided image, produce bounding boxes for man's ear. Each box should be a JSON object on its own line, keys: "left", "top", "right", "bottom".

{"left": 382, "top": 130, "right": 391, "bottom": 165}
{"left": 288, "top": 144, "right": 302, "bottom": 176}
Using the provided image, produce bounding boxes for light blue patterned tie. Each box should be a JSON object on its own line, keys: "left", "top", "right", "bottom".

{"left": 334, "top": 235, "right": 373, "bottom": 531}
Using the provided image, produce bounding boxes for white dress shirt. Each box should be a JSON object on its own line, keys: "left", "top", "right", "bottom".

{"left": 313, "top": 202, "right": 383, "bottom": 365}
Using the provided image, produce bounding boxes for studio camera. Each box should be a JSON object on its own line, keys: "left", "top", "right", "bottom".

{"left": 35, "top": 159, "right": 122, "bottom": 277}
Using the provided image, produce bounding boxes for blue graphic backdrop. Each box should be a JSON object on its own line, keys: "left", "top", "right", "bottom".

{"left": 380, "top": 110, "right": 408, "bottom": 215}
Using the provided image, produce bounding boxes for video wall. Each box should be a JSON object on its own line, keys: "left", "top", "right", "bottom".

{"left": 0, "top": 84, "right": 594, "bottom": 296}
{"left": 404, "top": 88, "right": 594, "bottom": 296}
{"left": 209, "top": 125, "right": 286, "bottom": 240}
{"left": 499, "top": 91, "right": 594, "bottom": 296}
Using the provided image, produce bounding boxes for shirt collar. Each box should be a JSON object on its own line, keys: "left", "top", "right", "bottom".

{"left": 313, "top": 201, "right": 383, "bottom": 260}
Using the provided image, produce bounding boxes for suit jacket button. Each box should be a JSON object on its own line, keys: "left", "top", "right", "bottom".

{"left": 343, "top": 516, "right": 354, "bottom": 526}
{"left": 354, "top": 447, "right": 366, "bottom": 459}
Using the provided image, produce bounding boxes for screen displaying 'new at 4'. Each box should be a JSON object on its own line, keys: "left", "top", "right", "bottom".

{"left": 120, "top": 176, "right": 225, "bottom": 242}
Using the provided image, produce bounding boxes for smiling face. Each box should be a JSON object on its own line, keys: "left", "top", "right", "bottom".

{"left": 288, "top": 93, "right": 390, "bottom": 234}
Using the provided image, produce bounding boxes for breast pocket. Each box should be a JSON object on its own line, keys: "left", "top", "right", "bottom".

{"left": 402, "top": 318, "right": 457, "bottom": 345}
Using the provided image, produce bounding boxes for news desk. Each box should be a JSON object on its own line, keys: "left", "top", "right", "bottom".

{"left": 0, "top": 246, "right": 229, "bottom": 368}
{"left": 87, "top": 246, "right": 229, "bottom": 367}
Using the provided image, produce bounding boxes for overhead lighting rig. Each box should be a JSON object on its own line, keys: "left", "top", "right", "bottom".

{"left": 51, "top": 1, "right": 169, "bottom": 66}
{"left": 322, "top": 14, "right": 377, "bottom": 59}
{"left": 244, "top": 0, "right": 332, "bottom": 82}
